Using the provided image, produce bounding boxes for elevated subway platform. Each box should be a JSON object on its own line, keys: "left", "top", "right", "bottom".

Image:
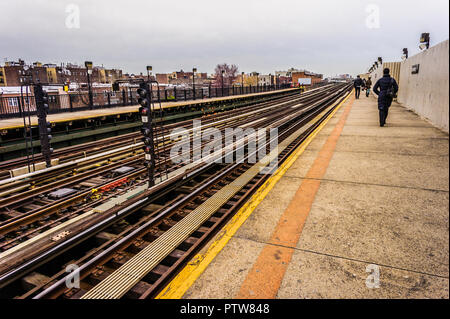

{"left": 0, "top": 88, "right": 297, "bottom": 130}
{"left": 158, "top": 94, "right": 449, "bottom": 299}
{"left": 0, "top": 88, "right": 298, "bottom": 160}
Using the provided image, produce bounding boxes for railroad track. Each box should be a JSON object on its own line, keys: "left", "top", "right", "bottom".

{"left": 0, "top": 83, "right": 351, "bottom": 298}
{"left": 0, "top": 89, "right": 304, "bottom": 179}
{"left": 0, "top": 87, "right": 331, "bottom": 249}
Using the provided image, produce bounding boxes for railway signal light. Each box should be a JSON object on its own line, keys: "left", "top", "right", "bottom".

{"left": 33, "top": 84, "right": 53, "bottom": 167}
{"left": 143, "top": 137, "right": 152, "bottom": 146}
{"left": 137, "top": 87, "right": 147, "bottom": 98}
{"left": 46, "top": 121, "right": 53, "bottom": 141}
{"left": 137, "top": 87, "right": 150, "bottom": 107}
{"left": 138, "top": 81, "right": 156, "bottom": 187}
{"left": 139, "top": 105, "right": 150, "bottom": 123}
{"left": 141, "top": 127, "right": 151, "bottom": 135}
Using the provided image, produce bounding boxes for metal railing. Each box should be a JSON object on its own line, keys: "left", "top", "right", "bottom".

{"left": 0, "top": 84, "right": 292, "bottom": 119}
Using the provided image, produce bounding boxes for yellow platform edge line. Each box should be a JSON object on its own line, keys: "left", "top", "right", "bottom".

{"left": 156, "top": 90, "right": 352, "bottom": 299}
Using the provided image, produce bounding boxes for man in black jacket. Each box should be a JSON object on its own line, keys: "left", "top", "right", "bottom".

{"left": 373, "top": 68, "right": 398, "bottom": 127}
{"left": 354, "top": 75, "right": 363, "bottom": 99}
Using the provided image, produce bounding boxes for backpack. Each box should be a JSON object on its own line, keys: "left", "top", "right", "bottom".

{"left": 386, "top": 78, "right": 396, "bottom": 99}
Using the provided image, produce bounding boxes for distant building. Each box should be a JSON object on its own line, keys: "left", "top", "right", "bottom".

{"left": 277, "top": 75, "right": 291, "bottom": 86}
{"left": 0, "top": 67, "right": 7, "bottom": 86}
{"left": 0, "top": 60, "right": 30, "bottom": 86}
{"left": 92, "top": 67, "right": 107, "bottom": 83}
{"left": 258, "top": 74, "right": 274, "bottom": 86}
{"left": 0, "top": 59, "right": 127, "bottom": 88}
{"left": 291, "top": 70, "right": 323, "bottom": 86}
{"left": 275, "top": 68, "right": 301, "bottom": 78}
{"left": 44, "top": 64, "right": 59, "bottom": 84}
{"left": 105, "top": 69, "right": 123, "bottom": 83}
{"left": 0, "top": 85, "right": 63, "bottom": 114}
{"left": 338, "top": 74, "right": 351, "bottom": 79}
{"left": 60, "top": 63, "right": 88, "bottom": 84}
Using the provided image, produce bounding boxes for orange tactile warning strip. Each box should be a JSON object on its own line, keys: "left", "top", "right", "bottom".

{"left": 236, "top": 96, "right": 355, "bottom": 299}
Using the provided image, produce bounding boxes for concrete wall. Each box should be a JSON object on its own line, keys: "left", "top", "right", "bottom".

{"left": 397, "top": 40, "right": 449, "bottom": 132}
{"left": 368, "top": 40, "right": 449, "bottom": 132}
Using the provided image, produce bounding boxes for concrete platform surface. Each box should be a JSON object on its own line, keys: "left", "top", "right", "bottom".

{"left": 0, "top": 88, "right": 296, "bottom": 130}
{"left": 175, "top": 93, "right": 449, "bottom": 299}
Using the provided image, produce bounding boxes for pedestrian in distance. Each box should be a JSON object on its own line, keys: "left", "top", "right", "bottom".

{"left": 354, "top": 75, "right": 363, "bottom": 99}
{"left": 365, "top": 77, "right": 372, "bottom": 97}
{"left": 373, "top": 68, "right": 399, "bottom": 127}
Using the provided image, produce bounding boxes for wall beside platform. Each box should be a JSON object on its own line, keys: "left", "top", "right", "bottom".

{"left": 397, "top": 40, "right": 449, "bottom": 132}
{"left": 368, "top": 40, "right": 449, "bottom": 133}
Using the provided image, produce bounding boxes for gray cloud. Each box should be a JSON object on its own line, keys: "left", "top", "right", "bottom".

{"left": 0, "top": 0, "right": 448, "bottom": 77}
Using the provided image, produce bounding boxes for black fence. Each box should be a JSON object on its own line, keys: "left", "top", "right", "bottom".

{"left": 0, "top": 84, "right": 292, "bottom": 119}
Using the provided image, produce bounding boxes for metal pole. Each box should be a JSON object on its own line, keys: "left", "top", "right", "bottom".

{"left": 192, "top": 68, "right": 196, "bottom": 100}
{"left": 87, "top": 71, "right": 93, "bottom": 109}
{"left": 221, "top": 70, "right": 224, "bottom": 97}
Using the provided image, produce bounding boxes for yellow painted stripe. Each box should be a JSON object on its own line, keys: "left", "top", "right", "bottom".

{"left": 156, "top": 90, "right": 352, "bottom": 299}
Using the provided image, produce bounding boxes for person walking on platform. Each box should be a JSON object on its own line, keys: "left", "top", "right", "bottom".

{"left": 354, "top": 75, "right": 363, "bottom": 99}
{"left": 365, "top": 77, "right": 372, "bottom": 97}
{"left": 373, "top": 68, "right": 398, "bottom": 127}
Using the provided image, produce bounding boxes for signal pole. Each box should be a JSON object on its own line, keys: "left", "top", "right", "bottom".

{"left": 137, "top": 81, "right": 156, "bottom": 187}
{"left": 33, "top": 84, "right": 53, "bottom": 167}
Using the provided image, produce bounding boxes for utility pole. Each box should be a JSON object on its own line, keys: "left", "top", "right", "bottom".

{"left": 221, "top": 69, "right": 225, "bottom": 96}
{"left": 85, "top": 61, "right": 93, "bottom": 109}
{"left": 192, "top": 67, "right": 197, "bottom": 100}
{"left": 147, "top": 65, "right": 152, "bottom": 81}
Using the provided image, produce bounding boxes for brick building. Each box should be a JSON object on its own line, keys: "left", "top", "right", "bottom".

{"left": 277, "top": 75, "right": 291, "bottom": 86}
{"left": 62, "top": 64, "right": 88, "bottom": 84}
{"left": 0, "top": 60, "right": 125, "bottom": 86}
{"left": 156, "top": 73, "right": 170, "bottom": 84}
{"left": 291, "top": 70, "right": 323, "bottom": 86}
{"left": 0, "top": 85, "right": 62, "bottom": 114}
{"left": 30, "top": 62, "right": 49, "bottom": 84}
{"left": 0, "top": 60, "right": 27, "bottom": 86}
{"left": 0, "top": 67, "right": 5, "bottom": 85}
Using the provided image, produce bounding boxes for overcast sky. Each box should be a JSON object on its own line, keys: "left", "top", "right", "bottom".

{"left": 1, "top": 0, "right": 448, "bottom": 77}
